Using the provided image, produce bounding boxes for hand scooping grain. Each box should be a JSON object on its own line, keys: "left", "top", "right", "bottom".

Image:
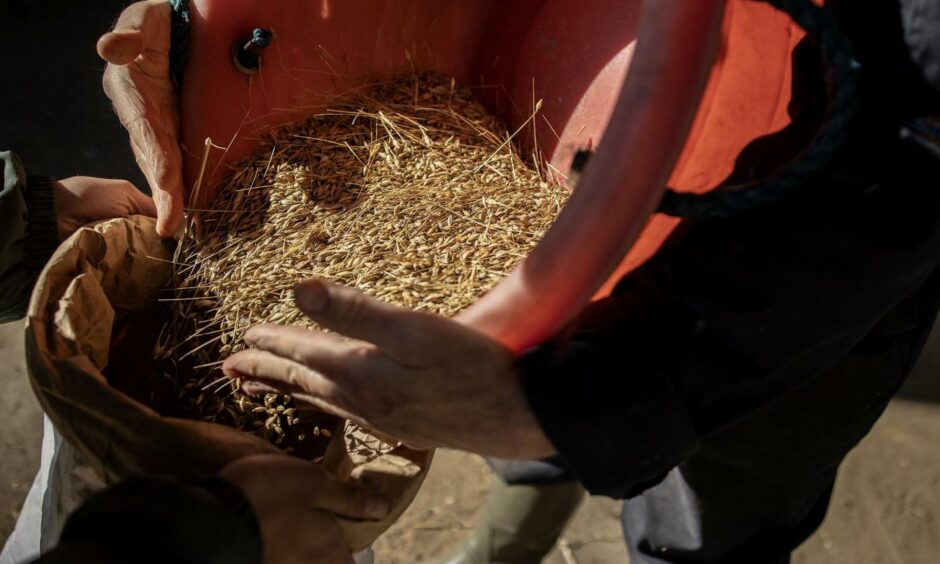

{"left": 157, "top": 72, "right": 568, "bottom": 459}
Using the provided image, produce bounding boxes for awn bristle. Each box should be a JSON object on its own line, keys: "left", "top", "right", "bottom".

{"left": 155, "top": 72, "right": 569, "bottom": 458}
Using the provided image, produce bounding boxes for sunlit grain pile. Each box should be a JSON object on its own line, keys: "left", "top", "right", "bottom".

{"left": 156, "top": 72, "right": 569, "bottom": 457}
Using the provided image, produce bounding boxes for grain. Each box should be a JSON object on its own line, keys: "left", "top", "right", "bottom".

{"left": 157, "top": 72, "right": 569, "bottom": 458}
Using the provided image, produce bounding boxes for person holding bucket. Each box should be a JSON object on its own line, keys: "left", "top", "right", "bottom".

{"left": 98, "top": 0, "right": 940, "bottom": 563}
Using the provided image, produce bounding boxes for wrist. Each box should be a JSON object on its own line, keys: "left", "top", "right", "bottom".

{"left": 446, "top": 363, "right": 557, "bottom": 460}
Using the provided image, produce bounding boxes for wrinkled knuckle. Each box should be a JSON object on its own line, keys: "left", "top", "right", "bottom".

{"left": 284, "top": 362, "right": 311, "bottom": 391}
{"left": 290, "top": 342, "right": 312, "bottom": 365}
{"left": 351, "top": 385, "right": 394, "bottom": 422}
{"left": 240, "top": 358, "right": 262, "bottom": 379}
{"left": 348, "top": 345, "right": 376, "bottom": 365}
{"left": 336, "top": 293, "right": 368, "bottom": 332}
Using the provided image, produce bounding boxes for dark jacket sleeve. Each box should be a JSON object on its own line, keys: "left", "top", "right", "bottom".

{"left": 520, "top": 132, "right": 940, "bottom": 499}
{"left": 32, "top": 477, "right": 262, "bottom": 564}
{"left": 0, "top": 151, "right": 59, "bottom": 323}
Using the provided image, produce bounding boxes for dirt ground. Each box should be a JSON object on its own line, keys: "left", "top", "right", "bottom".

{"left": 2, "top": 319, "right": 939, "bottom": 563}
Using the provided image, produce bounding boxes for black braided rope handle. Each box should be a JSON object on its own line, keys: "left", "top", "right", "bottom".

{"left": 657, "top": 0, "right": 861, "bottom": 220}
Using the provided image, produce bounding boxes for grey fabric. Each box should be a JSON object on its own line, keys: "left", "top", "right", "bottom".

{"left": 901, "top": 0, "right": 940, "bottom": 91}
{"left": 486, "top": 457, "right": 575, "bottom": 486}
{"left": 0, "top": 151, "right": 57, "bottom": 323}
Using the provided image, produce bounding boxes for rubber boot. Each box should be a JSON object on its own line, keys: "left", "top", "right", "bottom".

{"left": 435, "top": 479, "right": 586, "bottom": 564}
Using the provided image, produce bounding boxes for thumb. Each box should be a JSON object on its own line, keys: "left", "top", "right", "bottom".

{"left": 97, "top": 0, "right": 170, "bottom": 65}
{"left": 294, "top": 279, "right": 409, "bottom": 351}
{"left": 295, "top": 279, "right": 453, "bottom": 364}
{"left": 97, "top": 29, "right": 144, "bottom": 65}
{"left": 154, "top": 184, "right": 184, "bottom": 236}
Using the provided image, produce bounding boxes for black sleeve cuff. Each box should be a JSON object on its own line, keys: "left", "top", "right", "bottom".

{"left": 23, "top": 175, "right": 60, "bottom": 273}
{"left": 519, "top": 326, "right": 699, "bottom": 500}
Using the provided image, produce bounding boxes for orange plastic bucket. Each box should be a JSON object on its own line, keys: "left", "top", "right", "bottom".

{"left": 180, "top": 0, "right": 803, "bottom": 351}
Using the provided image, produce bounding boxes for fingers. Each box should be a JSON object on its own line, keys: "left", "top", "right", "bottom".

{"left": 222, "top": 348, "right": 362, "bottom": 422}
{"left": 127, "top": 116, "right": 184, "bottom": 236}
{"left": 97, "top": 29, "right": 144, "bottom": 65}
{"left": 222, "top": 344, "right": 389, "bottom": 425}
{"left": 113, "top": 179, "right": 158, "bottom": 217}
{"left": 153, "top": 175, "right": 184, "bottom": 236}
{"left": 223, "top": 349, "right": 339, "bottom": 398}
{"left": 218, "top": 455, "right": 378, "bottom": 564}
{"left": 219, "top": 454, "right": 390, "bottom": 520}
{"left": 97, "top": 0, "right": 170, "bottom": 64}
{"left": 99, "top": 0, "right": 179, "bottom": 236}
{"left": 294, "top": 279, "right": 451, "bottom": 363}
{"left": 278, "top": 460, "right": 391, "bottom": 521}
{"left": 238, "top": 325, "right": 403, "bottom": 414}
{"left": 243, "top": 325, "right": 384, "bottom": 377}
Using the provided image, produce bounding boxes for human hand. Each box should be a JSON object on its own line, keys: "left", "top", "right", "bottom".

{"left": 98, "top": 0, "right": 183, "bottom": 237}
{"left": 53, "top": 176, "right": 157, "bottom": 240}
{"left": 218, "top": 454, "right": 390, "bottom": 564}
{"left": 222, "top": 280, "right": 557, "bottom": 460}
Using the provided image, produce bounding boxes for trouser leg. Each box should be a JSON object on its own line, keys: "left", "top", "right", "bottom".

{"left": 435, "top": 458, "right": 584, "bottom": 564}
{"left": 621, "top": 277, "right": 939, "bottom": 563}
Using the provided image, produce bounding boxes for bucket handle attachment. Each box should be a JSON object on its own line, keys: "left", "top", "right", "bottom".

{"left": 232, "top": 28, "right": 274, "bottom": 75}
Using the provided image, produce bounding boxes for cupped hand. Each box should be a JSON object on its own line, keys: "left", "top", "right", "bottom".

{"left": 54, "top": 176, "right": 157, "bottom": 240}
{"left": 98, "top": 0, "right": 183, "bottom": 237}
{"left": 222, "top": 280, "right": 556, "bottom": 460}
{"left": 218, "top": 454, "right": 390, "bottom": 564}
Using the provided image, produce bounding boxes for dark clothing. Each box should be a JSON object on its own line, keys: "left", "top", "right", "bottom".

{"left": 0, "top": 151, "right": 59, "bottom": 323}
{"left": 515, "top": 2, "right": 940, "bottom": 562}
{"left": 521, "top": 127, "right": 940, "bottom": 499}
{"left": 520, "top": 0, "right": 940, "bottom": 500}
{"left": 828, "top": 0, "right": 940, "bottom": 124}
{"left": 502, "top": 264, "right": 940, "bottom": 563}
{"left": 620, "top": 272, "right": 940, "bottom": 564}
{"left": 32, "top": 477, "right": 262, "bottom": 564}
{"left": 0, "top": 0, "right": 145, "bottom": 185}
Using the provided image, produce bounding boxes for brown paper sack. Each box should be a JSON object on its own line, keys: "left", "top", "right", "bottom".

{"left": 25, "top": 215, "right": 432, "bottom": 552}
